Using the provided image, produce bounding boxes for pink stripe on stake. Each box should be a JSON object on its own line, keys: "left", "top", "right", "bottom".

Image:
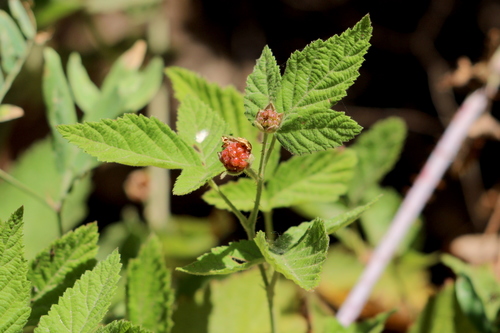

{"left": 336, "top": 88, "right": 489, "bottom": 327}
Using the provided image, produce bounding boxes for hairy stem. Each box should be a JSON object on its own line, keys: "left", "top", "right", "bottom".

{"left": 248, "top": 133, "right": 269, "bottom": 232}
{"left": 264, "top": 211, "right": 275, "bottom": 241}
{"left": 258, "top": 264, "right": 278, "bottom": 333}
{"left": 208, "top": 179, "right": 252, "bottom": 238}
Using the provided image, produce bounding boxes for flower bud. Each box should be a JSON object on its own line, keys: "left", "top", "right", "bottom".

{"left": 254, "top": 102, "right": 283, "bottom": 133}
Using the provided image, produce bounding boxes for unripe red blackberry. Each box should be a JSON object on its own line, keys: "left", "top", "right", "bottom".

{"left": 218, "top": 136, "right": 253, "bottom": 175}
{"left": 254, "top": 102, "right": 283, "bottom": 133}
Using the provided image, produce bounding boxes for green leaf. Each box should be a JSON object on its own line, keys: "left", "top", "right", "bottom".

{"left": 205, "top": 268, "right": 307, "bottom": 333}
{"left": 0, "top": 138, "right": 93, "bottom": 259}
{"left": 166, "top": 66, "right": 257, "bottom": 140}
{"left": 255, "top": 219, "right": 328, "bottom": 290}
{"left": 67, "top": 52, "right": 101, "bottom": 114}
{"left": 276, "top": 109, "right": 362, "bottom": 155}
{"left": 202, "top": 178, "right": 257, "bottom": 212}
{"left": 173, "top": 94, "right": 230, "bottom": 194}
{"left": 244, "top": 45, "right": 281, "bottom": 123}
{"left": 57, "top": 113, "right": 201, "bottom": 169}
{"left": 9, "top": 0, "right": 36, "bottom": 39}
{"left": 348, "top": 117, "right": 407, "bottom": 203}
{"left": 121, "top": 57, "right": 164, "bottom": 112}
{"left": 96, "top": 320, "right": 154, "bottom": 333}
{"left": 442, "top": 254, "right": 500, "bottom": 324}
{"left": 265, "top": 149, "right": 356, "bottom": 210}
{"left": 43, "top": 47, "right": 78, "bottom": 172}
{"left": 27, "top": 223, "right": 99, "bottom": 326}
{"left": 83, "top": 47, "right": 163, "bottom": 122}
{"left": 409, "top": 282, "right": 479, "bottom": 333}
{"left": 35, "top": 250, "right": 122, "bottom": 333}
{"left": 0, "top": 10, "right": 26, "bottom": 73}
{"left": 0, "top": 207, "right": 31, "bottom": 333}
{"left": 127, "top": 235, "right": 174, "bottom": 333}
{"left": 324, "top": 195, "right": 381, "bottom": 234}
{"left": 177, "top": 240, "right": 264, "bottom": 275}
{"left": 275, "top": 15, "right": 371, "bottom": 116}
{"left": 456, "top": 274, "right": 495, "bottom": 333}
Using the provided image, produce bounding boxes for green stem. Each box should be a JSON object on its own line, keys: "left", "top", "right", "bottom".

{"left": 208, "top": 179, "right": 252, "bottom": 238}
{"left": 258, "top": 265, "right": 279, "bottom": 333}
{"left": 248, "top": 133, "right": 269, "bottom": 232}
{"left": 56, "top": 211, "right": 64, "bottom": 237}
{"left": 264, "top": 211, "right": 275, "bottom": 241}
{"left": 0, "top": 168, "right": 58, "bottom": 211}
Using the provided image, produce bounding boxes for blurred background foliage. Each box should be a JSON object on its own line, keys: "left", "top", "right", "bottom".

{"left": 2, "top": 0, "right": 500, "bottom": 331}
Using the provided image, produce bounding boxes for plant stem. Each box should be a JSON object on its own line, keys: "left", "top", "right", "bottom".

{"left": 0, "top": 168, "right": 58, "bottom": 211}
{"left": 208, "top": 179, "right": 252, "bottom": 238}
{"left": 248, "top": 133, "right": 269, "bottom": 232}
{"left": 258, "top": 264, "right": 278, "bottom": 333}
{"left": 264, "top": 211, "right": 275, "bottom": 241}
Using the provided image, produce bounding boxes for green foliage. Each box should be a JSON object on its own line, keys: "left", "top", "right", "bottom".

{"left": 0, "top": 0, "right": 35, "bottom": 112}
{"left": 255, "top": 219, "right": 328, "bottom": 291}
{"left": 172, "top": 268, "right": 307, "bottom": 333}
{"left": 275, "top": 110, "right": 362, "bottom": 155}
{"left": 166, "top": 66, "right": 258, "bottom": 141}
{"left": 348, "top": 117, "right": 407, "bottom": 203}
{"left": 96, "top": 320, "right": 155, "bottom": 333}
{"left": 244, "top": 45, "right": 281, "bottom": 121}
{"left": 442, "top": 255, "right": 500, "bottom": 331}
{"left": 58, "top": 113, "right": 201, "bottom": 169}
{"left": 174, "top": 95, "right": 230, "bottom": 194}
{"left": 177, "top": 240, "right": 264, "bottom": 275}
{"left": 409, "top": 282, "right": 479, "bottom": 333}
{"left": 35, "top": 250, "right": 122, "bottom": 333}
{"left": 0, "top": 207, "right": 31, "bottom": 333}
{"left": 203, "top": 149, "right": 357, "bottom": 212}
{"left": 0, "top": 13, "right": 399, "bottom": 333}
{"left": 27, "top": 223, "right": 99, "bottom": 326}
{"left": 264, "top": 149, "right": 356, "bottom": 210}
{"left": 0, "top": 139, "right": 92, "bottom": 258}
{"left": 127, "top": 235, "right": 174, "bottom": 333}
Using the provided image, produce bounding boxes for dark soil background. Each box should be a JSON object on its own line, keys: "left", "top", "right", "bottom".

{"left": 3, "top": 0, "right": 500, "bottom": 285}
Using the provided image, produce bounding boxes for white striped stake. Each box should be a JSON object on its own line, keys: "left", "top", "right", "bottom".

{"left": 336, "top": 88, "right": 489, "bottom": 326}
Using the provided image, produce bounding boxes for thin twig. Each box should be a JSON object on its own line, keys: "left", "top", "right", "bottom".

{"left": 336, "top": 88, "right": 489, "bottom": 326}
{"left": 0, "top": 168, "right": 58, "bottom": 211}
{"left": 208, "top": 179, "right": 251, "bottom": 237}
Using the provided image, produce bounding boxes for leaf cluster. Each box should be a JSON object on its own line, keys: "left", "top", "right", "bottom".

{"left": 0, "top": 207, "right": 174, "bottom": 333}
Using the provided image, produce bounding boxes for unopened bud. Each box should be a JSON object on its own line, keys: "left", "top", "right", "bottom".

{"left": 254, "top": 103, "right": 283, "bottom": 133}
